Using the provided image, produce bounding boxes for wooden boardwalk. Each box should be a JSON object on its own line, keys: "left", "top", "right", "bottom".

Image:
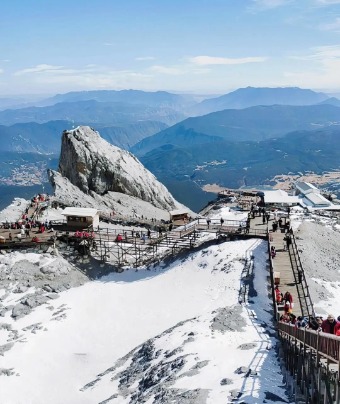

{"left": 250, "top": 213, "right": 302, "bottom": 317}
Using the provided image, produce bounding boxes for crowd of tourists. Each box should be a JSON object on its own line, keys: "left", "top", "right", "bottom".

{"left": 276, "top": 286, "right": 340, "bottom": 335}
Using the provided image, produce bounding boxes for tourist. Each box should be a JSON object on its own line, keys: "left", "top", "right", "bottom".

{"left": 296, "top": 316, "right": 307, "bottom": 328}
{"left": 220, "top": 218, "right": 224, "bottom": 226}
{"left": 275, "top": 285, "right": 283, "bottom": 304}
{"left": 335, "top": 318, "right": 340, "bottom": 336}
{"left": 283, "top": 291, "right": 293, "bottom": 313}
{"left": 271, "top": 246, "right": 276, "bottom": 259}
{"left": 321, "top": 314, "right": 337, "bottom": 334}
{"left": 284, "top": 234, "right": 292, "bottom": 250}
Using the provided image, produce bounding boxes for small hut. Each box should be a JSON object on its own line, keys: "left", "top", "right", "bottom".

{"left": 62, "top": 207, "right": 99, "bottom": 229}
{"left": 169, "top": 209, "right": 189, "bottom": 223}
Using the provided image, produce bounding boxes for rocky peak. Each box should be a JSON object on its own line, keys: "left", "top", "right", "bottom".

{"left": 56, "top": 126, "right": 179, "bottom": 211}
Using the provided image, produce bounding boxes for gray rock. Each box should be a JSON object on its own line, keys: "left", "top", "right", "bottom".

{"left": 230, "top": 389, "right": 242, "bottom": 398}
{"left": 220, "top": 377, "right": 233, "bottom": 385}
{"left": 0, "top": 342, "right": 14, "bottom": 356}
{"left": 238, "top": 342, "right": 257, "bottom": 350}
{"left": 0, "top": 368, "right": 15, "bottom": 376}
{"left": 53, "top": 126, "right": 179, "bottom": 210}
{"left": 12, "top": 303, "right": 31, "bottom": 319}
{"left": 235, "top": 366, "right": 249, "bottom": 374}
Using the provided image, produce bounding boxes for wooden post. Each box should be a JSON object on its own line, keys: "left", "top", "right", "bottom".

{"left": 336, "top": 345, "right": 340, "bottom": 404}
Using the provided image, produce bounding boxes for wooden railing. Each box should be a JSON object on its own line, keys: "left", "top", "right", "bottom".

{"left": 278, "top": 322, "right": 340, "bottom": 364}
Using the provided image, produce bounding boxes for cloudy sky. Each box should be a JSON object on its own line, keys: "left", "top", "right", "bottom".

{"left": 1, "top": 0, "right": 340, "bottom": 95}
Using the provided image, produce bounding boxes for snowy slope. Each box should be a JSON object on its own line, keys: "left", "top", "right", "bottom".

{"left": 1, "top": 198, "right": 340, "bottom": 403}
{"left": 49, "top": 170, "right": 180, "bottom": 220}
{"left": 0, "top": 238, "right": 289, "bottom": 404}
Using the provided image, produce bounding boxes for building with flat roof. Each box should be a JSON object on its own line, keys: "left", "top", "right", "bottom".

{"left": 263, "top": 190, "right": 299, "bottom": 206}
{"left": 294, "top": 181, "right": 332, "bottom": 208}
{"left": 62, "top": 207, "right": 99, "bottom": 229}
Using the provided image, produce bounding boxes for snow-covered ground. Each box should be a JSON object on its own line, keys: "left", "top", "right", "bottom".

{"left": 0, "top": 198, "right": 30, "bottom": 224}
{"left": 1, "top": 200, "right": 340, "bottom": 403}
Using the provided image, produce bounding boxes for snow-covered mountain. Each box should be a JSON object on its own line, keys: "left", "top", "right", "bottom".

{"left": 1, "top": 193, "right": 340, "bottom": 403}
{"left": 49, "top": 126, "right": 188, "bottom": 218}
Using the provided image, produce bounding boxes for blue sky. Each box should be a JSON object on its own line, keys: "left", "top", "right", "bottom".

{"left": 1, "top": 0, "right": 340, "bottom": 95}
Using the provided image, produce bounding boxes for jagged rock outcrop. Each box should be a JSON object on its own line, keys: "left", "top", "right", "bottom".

{"left": 49, "top": 126, "right": 189, "bottom": 218}
{"left": 55, "top": 126, "right": 179, "bottom": 211}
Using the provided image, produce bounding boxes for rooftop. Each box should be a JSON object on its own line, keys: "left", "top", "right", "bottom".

{"left": 264, "top": 190, "right": 300, "bottom": 204}
{"left": 62, "top": 207, "right": 98, "bottom": 217}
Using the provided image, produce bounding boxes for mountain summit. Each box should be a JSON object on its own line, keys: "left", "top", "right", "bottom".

{"left": 49, "top": 126, "right": 186, "bottom": 217}
{"left": 191, "top": 86, "right": 330, "bottom": 115}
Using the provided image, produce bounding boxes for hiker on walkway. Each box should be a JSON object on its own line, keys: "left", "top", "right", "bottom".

{"left": 335, "top": 317, "right": 340, "bottom": 336}
{"left": 206, "top": 218, "right": 211, "bottom": 228}
{"left": 271, "top": 246, "right": 276, "bottom": 259}
{"left": 115, "top": 234, "right": 123, "bottom": 242}
{"left": 321, "top": 314, "right": 337, "bottom": 334}
{"left": 308, "top": 316, "right": 321, "bottom": 331}
{"left": 266, "top": 212, "right": 270, "bottom": 223}
{"left": 297, "top": 270, "right": 303, "bottom": 284}
{"left": 284, "top": 234, "right": 292, "bottom": 250}
{"left": 296, "top": 316, "right": 307, "bottom": 328}
{"left": 220, "top": 218, "right": 224, "bottom": 226}
{"left": 283, "top": 291, "right": 293, "bottom": 313}
{"left": 275, "top": 285, "right": 283, "bottom": 304}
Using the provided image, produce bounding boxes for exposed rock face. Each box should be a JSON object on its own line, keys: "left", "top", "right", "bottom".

{"left": 56, "top": 126, "right": 178, "bottom": 211}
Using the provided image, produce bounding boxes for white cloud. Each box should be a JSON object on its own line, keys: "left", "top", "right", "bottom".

{"left": 251, "top": 0, "right": 293, "bottom": 9}
{"left": 11, "top": 63, "right": 154, "bottom": 92}
{"left": 14, "top": 64, "right": 64, "bottom": 76}
{"left": 284, "top": 45, "right": 340, "bottom": 89}
{"left": 189, "top": 56, "right": 267, "bottom": 65}
{"left": 320, "top": 17, "right": 340, "bottom": 31}
{"left": 149, "top": 65, "right": 184, "bottom": 75}
{"left": 315, "top": 0, "right": 340, "bottom": 4}
{"left": 135, "top": 56, "right": 155, "bottom": 61}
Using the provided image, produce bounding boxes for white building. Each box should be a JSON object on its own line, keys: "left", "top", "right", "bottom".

{"left": 294, "top": 182, "right": 332, "bottom": 208}
{"left": 62, "top": 207, "right": 99, "bottom": 229}
{"left": 263, "top": 189, "right": 299, "bottom": 207}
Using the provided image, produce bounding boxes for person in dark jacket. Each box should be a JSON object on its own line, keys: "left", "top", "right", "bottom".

{"left": 321, "top": 314, "right": 337, "bottom": 334}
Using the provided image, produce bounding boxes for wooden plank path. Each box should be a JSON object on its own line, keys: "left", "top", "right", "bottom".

{"left": 250, "top": 213, "right": 302, "bottom": 317}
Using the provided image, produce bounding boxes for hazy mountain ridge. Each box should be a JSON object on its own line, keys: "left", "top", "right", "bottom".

{"left": 139, "top": 127, "right": 340, "bottom": 207}
{"left": 132, "top": 104, "right": 340, "bottom": 157}
{"left": 191, "top": 86, "right": 332, "bottom": 115}
{"left": 38, "top": 89, "right": 197, "bottom": 110}
{"left": 0, "top": 100, "right": 186, "bottom": 127}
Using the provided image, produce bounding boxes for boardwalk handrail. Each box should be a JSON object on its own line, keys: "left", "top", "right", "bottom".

{"left": 288, "top": 231, "right": 315, "bottom": 318}
{"left": 278, "top": 322, "right": 340, "bottom": 363}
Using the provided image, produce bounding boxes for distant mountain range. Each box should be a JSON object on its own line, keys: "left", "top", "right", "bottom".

{"left": 1, "top": 86, "right": 340, "bottom": 211}
{"left": 38, "top": 89, "right": 197, "bottom": 110}
{"left": 190, "top": 86, "right": 330, "bottom": 115}
{"left": 138, "top": 126, "right": 340, "bottom": 209}
{"left": 132, "top": 104, "right": 340, "bottom": 157}
{"left": 0, "top": 120, "right": 168, "bottom": 153}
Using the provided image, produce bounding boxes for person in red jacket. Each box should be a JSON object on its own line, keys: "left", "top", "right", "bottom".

{"left": 283, "top": 291, "right": 293, "bottom": 313}
{"left": 334, "top": 318, "right": 340, "bottom": 336}
{"left": 321, "top": 314, "right": 337, "bottom": 334}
